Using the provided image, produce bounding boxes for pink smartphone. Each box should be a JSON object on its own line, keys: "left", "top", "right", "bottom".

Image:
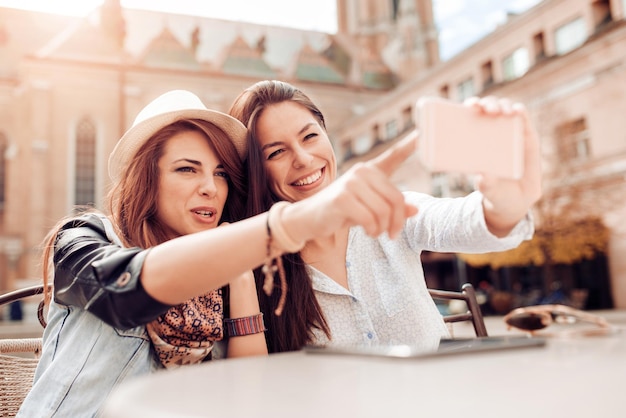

{"left": 415, "top": 97, "right": 524, "bottom": 179}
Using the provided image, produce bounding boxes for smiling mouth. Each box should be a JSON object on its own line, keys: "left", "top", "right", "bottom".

{"left": 194, "top": 210, "right": 214, "bottom": 217}
{"left": 292, "top": 169, "right": 323, "bottom": 186}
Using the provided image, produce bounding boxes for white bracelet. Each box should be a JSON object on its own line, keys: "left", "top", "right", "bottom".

{"left": 267, "top": 201, "right": 305, "bottom": 253}
{"left": 262, "top": 201, "right": 304, "bottom": 316}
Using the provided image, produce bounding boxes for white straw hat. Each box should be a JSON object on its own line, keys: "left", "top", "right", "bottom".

{"left": 108, "top": 90, "right": 247, "bottom": 182}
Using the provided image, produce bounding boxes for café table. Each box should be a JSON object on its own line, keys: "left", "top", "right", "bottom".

{"left": 102, "top": 310, "right": 626, "bottom": 418}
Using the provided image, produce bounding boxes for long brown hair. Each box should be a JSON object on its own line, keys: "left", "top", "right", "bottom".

{"left": 229, "top": 80, "right": 330, "bottom": 352}
{"left": 42, "top": 119, "right": 246, "bottom": 304}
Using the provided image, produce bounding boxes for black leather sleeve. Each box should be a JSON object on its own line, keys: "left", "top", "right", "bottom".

{"left": 52, "top": 213, "right": 172, "bottom": 329}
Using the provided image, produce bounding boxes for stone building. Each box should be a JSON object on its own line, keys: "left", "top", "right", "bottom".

{"left": 0, "top": 0, "right": 437, "bottom": 290}
{"left": 335, "top": 0, "right": 626, "bottom": 309}
{"left": 0, "top": 0, "right": 625, "bottom": 309}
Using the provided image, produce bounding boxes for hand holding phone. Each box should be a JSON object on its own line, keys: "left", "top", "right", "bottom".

{"left": 415, "top": 97, "right": 524, "bottom": 179}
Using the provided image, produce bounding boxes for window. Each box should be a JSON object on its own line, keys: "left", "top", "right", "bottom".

{"left": 0, "top": 132, "right": 6, "bottom": 210}
{"left": 431, "top": 173, "right": 473, "bottom": 198}
{"left": 591, "top": 0, "right": 612, "bottom": 32}
{"left": 74, "top": 117, "right": 96, "bottom": 207}
{"left": 533, "top": 31, "right": 546, "bottom": 62}
{"left": 457, "top": 78, "right": 474, "bottom": 101}
{"left": 340, "top": 140, "right": 354, "bottom": 162}
{"left": 385, "top": 119, "right": 398, "bottom": 141}
{"left": 391, "top": 0, "right": 400, "bottom": 20}
{"left": 439, "top": 84, "right": 449, "bottom": 99}
{"left": 402, "top": 105, "right": 413, "bottom": 132}
{"left": 502, "top": 48, "right": 529, "bottom": 81}
{"left": 554, "top": 18, "right": 586, "bottom": 55}
{"left": 555, "top": 118, "right": 591, "bottom": 162}
{"left": 481, "top": 60, "right": 494, "bottom": 90}
{"left": 353, "top": 134, "right": 372, "bottom": 156}
{"left": 371, "top": 124, "right": 380, "bottom": 144}
{"left": 431, "top": 173, "right": 449, "bottom": 198}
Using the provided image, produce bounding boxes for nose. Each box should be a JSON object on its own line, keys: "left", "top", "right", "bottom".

{"left": 292, "top": 145, "right": 314, "bottom": 169}
{"left": 198, "top": 175, "right": 218, "bottom": 198}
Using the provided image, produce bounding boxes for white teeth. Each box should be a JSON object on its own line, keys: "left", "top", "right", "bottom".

{"left": 195, "top": 210, "right": 213, "bottom": 217}
{"left": 293, "top": 170, "right": 322, "bottom": 186}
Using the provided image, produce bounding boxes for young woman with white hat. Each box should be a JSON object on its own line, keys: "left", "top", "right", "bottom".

{"left": 18, "top": 89, "right": 419, "bottom": 416}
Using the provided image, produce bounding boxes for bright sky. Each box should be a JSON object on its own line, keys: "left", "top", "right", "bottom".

{"left": 434, "top": 0, "right": 543, "bottom": 59}
{"left": 0, "top": 0, "right": 544, "bottom": 60}
{"left": 0, "top": 0, "right": 338, "bottom": 31}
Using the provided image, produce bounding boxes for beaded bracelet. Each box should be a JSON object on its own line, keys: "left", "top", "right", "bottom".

{"left": 224, "top": 313, "right": 266, "bottom": 337}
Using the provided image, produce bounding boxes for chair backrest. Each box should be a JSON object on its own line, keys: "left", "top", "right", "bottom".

{"left": 0, "top": 284, "right": 48, "bottom": 417}
{"left": 428, "top": 283, "right": 488, "bottom": 337}
{"left": 0, "top": 285, "right": 49, "bottom": 329}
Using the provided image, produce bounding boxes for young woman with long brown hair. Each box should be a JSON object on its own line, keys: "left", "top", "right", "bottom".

{"left": 229, "top": 80, "right": 542, "bottom": 353}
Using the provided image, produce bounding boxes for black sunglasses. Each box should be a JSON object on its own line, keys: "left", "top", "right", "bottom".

{"left": 503, "top": 304, "right": 615, "bottom": 337}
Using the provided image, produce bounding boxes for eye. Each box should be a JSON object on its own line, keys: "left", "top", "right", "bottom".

{"left": 216, "top": 170, "right": 230, "bottom": 180}
{"left": 175, "top": 166, "right": 197, "bottom": 173}
{"left": 303, "top": 132, "right": 318, "bottom": 141}
{"left": 266, "top": 148, "right": 285, "bottom": 160}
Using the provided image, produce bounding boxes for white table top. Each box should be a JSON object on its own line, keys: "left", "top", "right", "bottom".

{"left": 103, "top": 310, "right": 626, "bottom": 418}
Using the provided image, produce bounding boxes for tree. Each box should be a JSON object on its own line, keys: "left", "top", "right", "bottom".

{"left": 459, "top": 215, "right": 608, "bottom": 269}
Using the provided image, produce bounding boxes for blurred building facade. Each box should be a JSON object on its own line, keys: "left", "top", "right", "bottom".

{"left": 0, "top": 0, "right": 625, "bottom": 308}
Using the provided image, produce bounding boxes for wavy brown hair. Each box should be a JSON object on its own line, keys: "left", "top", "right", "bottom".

{"left": 42, "top": 119, "right": 246, "bottom": 305}
{"left": 229, "top": 80, "right": 330, "bottom": 352}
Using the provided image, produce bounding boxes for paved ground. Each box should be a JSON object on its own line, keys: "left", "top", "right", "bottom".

{"left": 0, "top": 320, "right": 44, "bottom": 339}
{"left": 0, "top": 300, "right": 46, "bottom": 338}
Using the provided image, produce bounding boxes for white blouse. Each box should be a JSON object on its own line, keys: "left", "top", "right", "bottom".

{"left": 308, "top": 191, "right": 534, "bottom": 348}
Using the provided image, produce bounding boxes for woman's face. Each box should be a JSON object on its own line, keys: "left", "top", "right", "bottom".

{"left": 156, "top": 130, "right": 229, "bottom": 239}
{"left": 255, "top": 101, "right": 336, "bottom": 202}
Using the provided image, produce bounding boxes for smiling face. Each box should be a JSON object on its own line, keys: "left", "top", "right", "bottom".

{"left": 254, "top": 101, "right": 337, "bottom": 202}
{"left": 156, "top": 130, "right": 229, "bottom": 239}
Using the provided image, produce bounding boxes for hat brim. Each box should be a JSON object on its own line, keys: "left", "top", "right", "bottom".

{"left": 108, "top": 108, "right": 247, "bottom": 182}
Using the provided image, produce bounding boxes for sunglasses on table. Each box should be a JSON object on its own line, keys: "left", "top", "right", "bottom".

{"left": 503, "top": 304, "right": 616, "bottom": 338}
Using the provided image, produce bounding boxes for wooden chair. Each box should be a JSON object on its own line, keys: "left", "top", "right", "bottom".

{"left": 428, "top": 283, "right": 488, "bottom": 337}
{"left": 0, "top": 284, "right": 49, "bottom": 417}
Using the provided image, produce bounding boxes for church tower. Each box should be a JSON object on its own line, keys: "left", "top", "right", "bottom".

{"left": 100, "top": 0, "right": 126, "bottom": 49}
{"left": 336, "top": 0, "right": 439, "bottom": 82}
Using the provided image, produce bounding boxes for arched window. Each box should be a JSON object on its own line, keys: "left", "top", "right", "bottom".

{"left": 0, "top": 132, "right": 7, "bottom": 210}
{"left": 74, "top": 117, "right": 96, "bottom": 207}
{"left": 391, "top": 0, "right": 399, "bottom": 20}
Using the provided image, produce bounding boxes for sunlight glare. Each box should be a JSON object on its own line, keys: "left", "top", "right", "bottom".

{"left": 0, "top": 0, "right": 102, "bottom": 16}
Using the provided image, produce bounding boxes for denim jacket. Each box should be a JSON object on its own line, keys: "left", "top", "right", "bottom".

{"left": 18, "top": 213, "right": 172, "bottom": 417}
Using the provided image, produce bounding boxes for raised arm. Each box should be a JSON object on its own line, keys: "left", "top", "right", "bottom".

{"left": 465, "top": 97, "right": 542, "bottom": 237}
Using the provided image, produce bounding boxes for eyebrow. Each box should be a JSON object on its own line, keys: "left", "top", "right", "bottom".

{"left": 174, "top": 158, "right": 201, "bottom": 165}
{"left": 261, "top": 122, "right": 317, "bottom": 151}
{"left": 173, "top": 158, "right": 224, "bottom": 169}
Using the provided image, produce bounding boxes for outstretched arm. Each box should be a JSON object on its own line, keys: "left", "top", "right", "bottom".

{"left": 142, "top": 133, "right": 419, "bottom": 305}
{"left": 465, "top": 96, "right": 542, "bottom": 237}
